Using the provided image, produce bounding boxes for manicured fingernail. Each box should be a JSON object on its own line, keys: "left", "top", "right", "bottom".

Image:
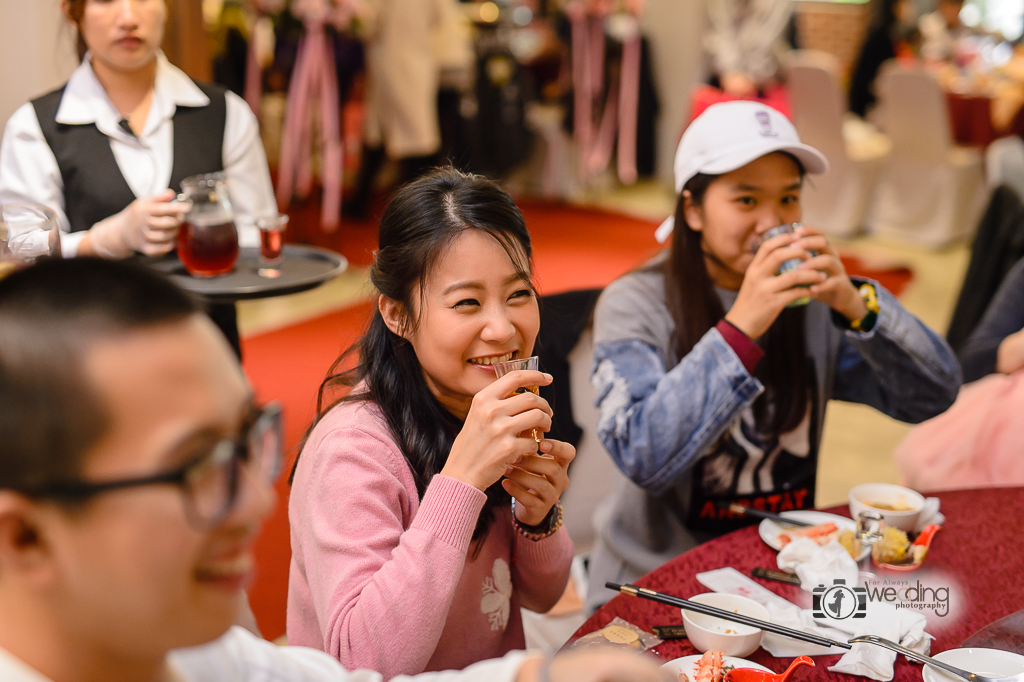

{"left": 543, "top": 373, "right": 553, "bottom": 381}
{"left": 540, "top": 440, "right": 552, "bottom": 453}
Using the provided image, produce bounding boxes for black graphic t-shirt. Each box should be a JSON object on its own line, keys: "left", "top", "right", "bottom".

{"left": 684, "top": 402, "right": 820, "bottom": 535}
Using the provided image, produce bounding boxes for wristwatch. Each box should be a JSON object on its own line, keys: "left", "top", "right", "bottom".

{"left": 849, "top": 282, "right": 880, "bottom": 332}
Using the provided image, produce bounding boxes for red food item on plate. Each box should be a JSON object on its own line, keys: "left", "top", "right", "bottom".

{"left": 778, "top": 522, "right": 839, "bottom": 547}
{"left": 695, "top": 651, "right": 725, "bottom": 682}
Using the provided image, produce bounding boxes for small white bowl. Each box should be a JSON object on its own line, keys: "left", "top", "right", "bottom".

{"left": 681, "top": 593, "right": 768, "bottom": 658}
{"left": 849, "top": 483, "right": 925, "bottom": 532}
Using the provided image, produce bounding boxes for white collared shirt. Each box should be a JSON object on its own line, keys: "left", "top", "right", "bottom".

{"left": 0, "top": 53, "right": 274, "bottom": 257}
{"left": 0, "top": 626, "right": 528, "bottom": 682}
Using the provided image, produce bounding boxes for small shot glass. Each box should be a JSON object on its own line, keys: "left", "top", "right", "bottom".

{"left": 855, "top": 510, "right": 885, "bottom": 563}
{"left": 493, "top": 356, "right": 543, "bottom": 444}
{"left": 256, "top": 214, "right": 289, "bottom": 278}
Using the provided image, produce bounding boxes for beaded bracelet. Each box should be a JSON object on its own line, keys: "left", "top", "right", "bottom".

{"left": 511, "top": 498, "right": 564, "bottom": 541}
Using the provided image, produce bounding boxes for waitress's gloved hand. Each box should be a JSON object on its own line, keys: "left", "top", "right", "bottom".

{"left": 87, "top": 189, "right": 189, "bottom": 258}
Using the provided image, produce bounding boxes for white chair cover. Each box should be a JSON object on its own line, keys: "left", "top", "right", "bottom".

{"left": 869, "top": 66, "right": 986, "bottom": 247}
{"left": 986, "top": 136, "right": 1024, "bottom": 204}
{"left": 788, "top": 50, "right": 890, "bottom": 238}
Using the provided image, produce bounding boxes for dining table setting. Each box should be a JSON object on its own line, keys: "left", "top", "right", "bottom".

{"left": 928, "top": 44, "right": 1024, "bottom": 147}
{"left": 568, "top": 484, "right": 1024, "bottom": 681}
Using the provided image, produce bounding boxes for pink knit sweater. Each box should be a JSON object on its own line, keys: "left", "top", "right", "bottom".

{"left": 287, "top": 398, "right": 574, "bottom": 679}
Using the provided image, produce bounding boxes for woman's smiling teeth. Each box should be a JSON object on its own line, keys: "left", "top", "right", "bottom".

{"left": 468, "top": 351, "right": 516, "bottom": 366}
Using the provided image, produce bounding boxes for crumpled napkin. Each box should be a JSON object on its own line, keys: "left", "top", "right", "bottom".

{"left": 760, "top": 602, "right": 850, "bottom": 658}
{"left": 760, "top": 600, "right": 931, "bottom": 681}
{"left": 777, "top": 538, "right": 859, "bottom": 591}
{"left": 824, "top": 602, "right": 932, "bottom": 680}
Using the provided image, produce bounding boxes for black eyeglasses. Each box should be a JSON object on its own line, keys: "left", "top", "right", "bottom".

{"left": 19, "top": 403, "right": 283, "bottom": 528}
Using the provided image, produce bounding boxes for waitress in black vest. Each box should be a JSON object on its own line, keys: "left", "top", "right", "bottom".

{"left": 0, "top": 0, "right": 276, "bottom": 355}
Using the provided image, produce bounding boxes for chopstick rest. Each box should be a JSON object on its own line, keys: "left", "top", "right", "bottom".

{"left": 751, "top": 567, "right": 802, "bottom": 586}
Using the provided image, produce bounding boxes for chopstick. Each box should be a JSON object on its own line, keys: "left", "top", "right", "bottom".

{"left": 606, "top": 582, "right": 852, "bottom": 651}
{"left": 723, "top": 503, "right": 814, "bottom": 527}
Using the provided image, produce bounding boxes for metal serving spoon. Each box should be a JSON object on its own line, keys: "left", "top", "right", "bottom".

{"left": 848, "top": 636, "right": 1024, "bottom": 682}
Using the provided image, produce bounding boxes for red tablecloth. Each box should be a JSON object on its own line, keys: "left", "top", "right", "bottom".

{"left": 946, "top": 91, "right": 997, "bottom": 147}
{"left": 572, "top": 487, "right": 1024, "bottom": 679}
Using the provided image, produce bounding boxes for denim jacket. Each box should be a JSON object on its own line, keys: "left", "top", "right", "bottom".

{"left": 584, "top": 260, "right": 961, "bottom": 612}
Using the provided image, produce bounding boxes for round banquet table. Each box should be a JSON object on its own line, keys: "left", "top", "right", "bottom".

{"left": 571, "top": 487, "right": 1024, "bottom": 679}
{"left": 946, "top": 91, "right": 998, "bottom": 147}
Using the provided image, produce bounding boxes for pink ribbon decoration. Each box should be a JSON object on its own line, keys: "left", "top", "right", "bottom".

{"left": 616, "top": 35, "right": 641, "bottom": 185}
{"left": 275, "top": 0, "right": 356, "bottom": 231}
{"left": 246, "top": 0, "right": 287, "bottom": 117}
{"left": 567, "top": 0, "right": 643, "bottom": 185}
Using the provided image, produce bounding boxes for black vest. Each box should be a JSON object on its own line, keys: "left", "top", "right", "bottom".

{"left": 32, "top": 81, "right": 228, "bottom": 234}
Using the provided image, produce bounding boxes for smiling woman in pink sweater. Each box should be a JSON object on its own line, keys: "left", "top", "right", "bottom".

{"left": 287, "top": 169, "right": 575, "bottom": 679}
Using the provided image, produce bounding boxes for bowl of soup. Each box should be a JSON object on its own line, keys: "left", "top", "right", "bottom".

{"left": 849, "top": 483, "right": 925, "bottom": 532}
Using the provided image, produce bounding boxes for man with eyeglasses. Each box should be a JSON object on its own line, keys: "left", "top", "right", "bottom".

{"left": 0, "top": 258, "right": 666, "bottom": 682}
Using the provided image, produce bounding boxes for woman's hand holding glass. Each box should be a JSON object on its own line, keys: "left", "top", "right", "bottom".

{"left": 793, "top": 226, "right": 869, "bottom": 322}
{"left": 441, "top": 369, "right": 554, "bottom": 492}
{"left": 503, "top": 437, "right": 574, "bottom": 526}
{"left": 724, "top": 230, "right": 827, "bottom": 339}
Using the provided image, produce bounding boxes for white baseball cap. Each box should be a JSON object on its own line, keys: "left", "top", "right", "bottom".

{"left": 654, "top": 101, "right": 828, "bottom": 243}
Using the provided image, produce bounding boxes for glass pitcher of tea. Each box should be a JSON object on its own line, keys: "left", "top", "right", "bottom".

{"left": 177, "top": 172, "right": 238, "bottom": 278}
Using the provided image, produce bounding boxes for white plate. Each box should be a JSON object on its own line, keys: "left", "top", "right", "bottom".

{"left": 758, "top": 510, "right": 870, "bottom": 561}
{"left": 921, "top": 648, "right": 1024, "bottom": 682}
{"left": 661, "top": 655, "right": 771, "bottom": 680}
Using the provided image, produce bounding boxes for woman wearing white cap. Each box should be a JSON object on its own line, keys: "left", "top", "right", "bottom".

{"left": 585, "top": 101, "right": 960, "bottom": 612}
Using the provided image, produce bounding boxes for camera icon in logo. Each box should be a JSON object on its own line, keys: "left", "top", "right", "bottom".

{"left": 812, "top": 579, "right": 867, "bottom": 620}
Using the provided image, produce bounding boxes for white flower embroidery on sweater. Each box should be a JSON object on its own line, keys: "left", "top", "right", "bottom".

{"left": 480, "top": 558, "right": 512, "bottom": 631}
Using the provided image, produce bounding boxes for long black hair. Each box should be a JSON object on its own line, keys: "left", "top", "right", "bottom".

{"left": 297, "top": 168, "right": 535, "bottom": 542}
{"left": 661, "top": 164, "right": 810, "bottom": 436}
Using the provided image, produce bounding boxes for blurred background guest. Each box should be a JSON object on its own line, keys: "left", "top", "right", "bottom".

{"left": 958, "top": 256, "right": 1024, "bottom": 381}
{"left": 345, "top": 0, "right": 461, "bottom": 219}
{"left": 920, "top": 0, "right": 974, "bottom": 62}
{"left": 849, "top": 0, "right": 918, "bottom": 119}
{"left": 704, "top": 0, "right": 795, "bottom": 97}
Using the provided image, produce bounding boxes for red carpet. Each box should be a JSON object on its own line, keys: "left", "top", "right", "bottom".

{"left": 242, "top": 201, "right": 913, "bottom": 639}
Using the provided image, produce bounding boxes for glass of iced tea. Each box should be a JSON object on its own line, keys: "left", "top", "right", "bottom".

{"left": 256, "top": 214, "right": 288, "bottom": 278}
{"left": 751, "top": 222, "right": 814, "bottom": 308}
{"left": 492, "top": 356, "right": 542, "bottom": 443}
{"left": 177, "top": 173, "right": 238, "bottom": 278}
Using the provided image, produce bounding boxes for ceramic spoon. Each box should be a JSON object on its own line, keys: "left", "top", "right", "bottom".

{"left": 724, "top": 656, "right": 814, "bottom": 682}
